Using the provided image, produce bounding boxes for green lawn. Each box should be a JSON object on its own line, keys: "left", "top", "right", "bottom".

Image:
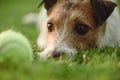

{"left": 0, "top": 0, "right": 120, "bottom": 80}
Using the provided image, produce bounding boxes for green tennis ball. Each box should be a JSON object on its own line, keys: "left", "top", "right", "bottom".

{"left": 0, "top": 30, "right": 33, "bottom": 63}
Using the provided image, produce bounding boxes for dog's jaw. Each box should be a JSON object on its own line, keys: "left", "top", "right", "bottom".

{"left": 39, "top": 43, "right": 77, "bottom": 59}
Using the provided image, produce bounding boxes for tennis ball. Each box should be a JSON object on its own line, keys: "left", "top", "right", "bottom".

{"left": 0, "top": 30, "right": 33, "bottom": 63}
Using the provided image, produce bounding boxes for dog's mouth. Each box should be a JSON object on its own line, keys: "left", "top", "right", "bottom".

{"left": 52, "top": 52, "right": 65, "bottom": 58}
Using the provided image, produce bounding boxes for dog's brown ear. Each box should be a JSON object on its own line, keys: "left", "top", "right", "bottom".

{"left": 38, "top": 0, "right": 57, "bottom": 10}
{"left": 91, "top": 0, "right": 117, "bottom": 25}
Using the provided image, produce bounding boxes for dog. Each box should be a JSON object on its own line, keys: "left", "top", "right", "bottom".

{"left": 37, "top": 0, "right": 120, "bottom": 59}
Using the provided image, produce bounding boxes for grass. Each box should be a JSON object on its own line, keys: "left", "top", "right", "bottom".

{"left": 0, "top": 47, "right": 120, "bottom": 80}
{"left": 0, "top": 0, "right": 120, "bottom": 80}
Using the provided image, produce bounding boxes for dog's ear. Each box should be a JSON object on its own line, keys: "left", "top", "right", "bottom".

{"left": 38, "top": 0, "right": 57, "bottom": 10}
{"left": 91, "top": 0, "right": 117, "bottom": 25}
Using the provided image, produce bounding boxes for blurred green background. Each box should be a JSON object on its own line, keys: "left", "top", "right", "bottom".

{"left": 0, "top": 0, "right": 40, "bottom": 43}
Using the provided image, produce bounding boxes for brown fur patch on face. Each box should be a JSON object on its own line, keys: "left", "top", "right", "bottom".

{"left": 45, "top": 0, "right": 105, "bottom": 50}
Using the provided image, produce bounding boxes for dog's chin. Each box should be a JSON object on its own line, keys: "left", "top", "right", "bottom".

{"left": 38, "top": 46, "right": 55, "bottom": 59}
{"left": 38, "top": 45, "right": 77, "bottom": 59}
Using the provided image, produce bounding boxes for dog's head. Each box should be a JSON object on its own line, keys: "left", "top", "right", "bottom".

{"left": 39, "top": 0, "right": 116, "bottom": 58}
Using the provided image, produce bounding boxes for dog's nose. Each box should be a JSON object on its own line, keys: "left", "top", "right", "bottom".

{"left": 52, "top": 52, "right": 64, "bottom": 58}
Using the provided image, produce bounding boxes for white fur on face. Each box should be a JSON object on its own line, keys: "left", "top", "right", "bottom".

{"left": 39, "top": 43, "right": 77, "bottom": 59}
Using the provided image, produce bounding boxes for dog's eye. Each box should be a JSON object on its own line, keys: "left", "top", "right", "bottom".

{"left": 47, "top": 23, "right": 54, "bottom": 32}
{"left": 75, "top": 24, "right": 89, "bottom": 35}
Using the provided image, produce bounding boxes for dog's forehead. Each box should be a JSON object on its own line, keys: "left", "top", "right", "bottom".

{"left": 48, "top": 0, "right": 92, "bottom": 20}
{"left": 48, "top": 0, "right": 96, "bottom": 28}
{"left": 56, "top": 0, "right": 90, "bottom": 10}
{"left": 63, "top": 0, "right": 87, "bottom": 10}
